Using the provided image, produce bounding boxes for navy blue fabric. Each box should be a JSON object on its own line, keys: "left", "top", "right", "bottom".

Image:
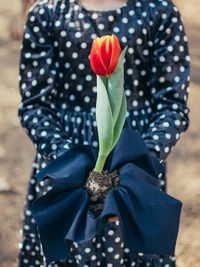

{"left": 31, "top": 129, "right": 182, "bottom": 264}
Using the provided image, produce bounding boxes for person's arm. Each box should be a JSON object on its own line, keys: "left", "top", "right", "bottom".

{"left": 19, "top": 2, "right": 74, "bottom": 161}
{"left": 142, "top": 0, "right": 190, "bottom": 162}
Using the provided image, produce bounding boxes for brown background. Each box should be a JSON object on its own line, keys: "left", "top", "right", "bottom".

{"left": 0, "top": 0, "right": 199, "bottom": 266}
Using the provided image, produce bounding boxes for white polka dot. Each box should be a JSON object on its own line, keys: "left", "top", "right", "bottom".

{"left": 114, "top": 253, "right": 120, "bottom": 259}
{"left": 121, "top": 36, "right": 127, "bottom": 43}
{"left": 69, "top": 21, "right": 75, "bottom": 28}
{"left": 71, "top": 73, "right": 77, "bottom": 80}
{"left": 84, "top": 96, "right": 90, "bottom": 103}
{"left": 30, "top": 16, "right": 35, "bottom": 22}
{"left": 78, "top": 13, "right": 84, "bottom": 19}
{"left": 115, "top": 237, "right": 120, "bottom": 243}
{"left": 128, "top": 47, "right": 134, "bottom": 54}
{"left": 107, "top": 247, "right": 114, "bottom": 252}
{"left": 55, "top": 20, "right": 61, "bottom": 27}
{"left": 122, "top": 17, "right": 128, "bottom": 23}
{"left": 124, "top": 247, "right": 130, "bottom": 253}
{"left": 113, "top": 27, "right": 120, "bottom": 33}
{"left": 159, "top": 25, "right": 164, "bottom": 31}
{"left": 136, "top": 38, "right": 143, "bottom": 45}
{"left": 66, "top": 41, "right": 72, "bottom": 47}
{"left": 179, "top": 45, "right": 184, "bottom": 52}
{"left": 72, "top": 52, "right": 78, "bottom": 59}
{"left": 108, "top": 230, "right": 114, "bottom": 236}
{"left": 126, "top": 89, "right": 131, "bottom": 96}
{"left": 60, "top": 31, "right": 67, "bottom": 37}
{"left": 137, "top": 19, "right": 142, "bottom": 25}
{"left": 102, "top": 236, "right": 106, "bottom": 242}
{"left": 174, "top": 55, "right": 179, "bottom": 62}
{"left": 159, "top": 56, "right": 165, "bottom": 62}
{"left": 175, "top": 35, "right": 180, "bottom": 42}
{"left": 75, "top": 31, "right": 81, "bottom": 38}
{"left": 92, "top": 13, "right": 98, "bottom": 19}
{"left": 167, "top": 46, "right": 174, "bottom": 52}
{"left": 163, "top": 122, "right": 169, "bottom": 127}
{"left": 143, "top": 49, "right": 149, "bottom": 56}
{"left": 25, "top": 245, "right": 31, "bottom": 250}
{"left": 153, "top": 135, "right": 159, "bottom": 140}
{"left": 165, "top": 133, "right": 171, "bottom": 139}
{"left": 86, "top": 75, "right": 92, "bottom": 81}
{"left": 98, "top": 24, "right": 104, "bottom": 30}
{"left": 172, "top": 103, "right": 179, "bottom": 110}
{"left": 159, "top": 77, "right": 165, "bottom": 83}
{"left": 129, "top": 10, "right": 135, "bottom": 16}
{"left": 24, "top": 225, "right": 30, "bottom": 230}
{"left": 84, "top": 23, "right": 90, "bottom": 29}
{"left": 96, "top": 243, "right": 101, "bottom": 248}
{"left": 127, "top": 69, "right": 133, "bottom": 75}
{"left": 132, "top": 100, "right": 138, "bottom": 107}
{"left": 167, "top": 66, "right": 172, "bottom": 72}
{"left": 141, "top": 70, "right": 146, "bottom": 76}
{"left": 155, "top": 145, "right": 160, "bottom": 151}
{"left": 91, "top": 255, "right": 96, "bottom": 260}
{"left": 135, "top": 59, "right": 141, "bottom": 65}
{"left": 180, "top": 66, "right": 185, "bottom": 72}
{"left": 59, "top": 51, "right": 64, "bottom": 58}
{"left": 108, "top": 15, "right": 114, "bottom": 22}
{"left": 41, "top": 131, "right": 47, "bottom": 137}
{"left": 132, "top": 120, "right": 136, "bottom": 127}
{"left": 78, "top": 63, "right": 85, "bottom": 70}
{"left": 164, "top": 147, "right": 170, "bottom": 153}
{"left": 81, "top": 42, "right": 87, "bottom": 49}
{"left": 175, "top": 120, "right": 181, "bottom": 126}
{"left": 128, "top": 27, "right": 135, "bottom": 34}
{"left": 84, "top": 247, "right": 91, "bottom": 253}
{"left": 91, "top": 33, "right": 97, "bottom": 39}
{"left": 31, "top": 129, "right": 36, "bottom": 135}
{"left": 52, "top": 144, "right": 57, "bottom": 150}
{"left": 25, "top": 53, "right": 31, "bottom": 59}
{"left": 186, "top": 55, "right": 190, "bottom": 62}
{"left": 115, "top": 220, "right": 119, "bottom": 225}
{"left": 33, "top": 26, "right": 39, "bottom": 33}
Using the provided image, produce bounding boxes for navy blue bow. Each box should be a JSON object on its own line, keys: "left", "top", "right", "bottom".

{"left": 31, "top": 128, "right": 182, "bottom": 264}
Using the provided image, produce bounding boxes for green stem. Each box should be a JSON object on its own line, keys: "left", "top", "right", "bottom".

{"left": 94, "top": 154, "right": 107, "bottom": 172}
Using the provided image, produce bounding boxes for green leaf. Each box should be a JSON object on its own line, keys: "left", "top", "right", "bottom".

{"left": 111, "top": 90, "right": 127, "bottom": 151}
{"left": 96, "top": 75, "right": 113, "bottom": 157}
{"left": 107, "top": 47, "right": 127, "bottom": 125}
{"left": 99, "top": 75, "right": 108, "bottom": 89}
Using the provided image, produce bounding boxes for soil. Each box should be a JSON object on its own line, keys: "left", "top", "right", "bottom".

{"left": 83, "top": 169, "right": 120, "bottom": 217}
{"left": 0, "top": 0, "right": 200, "bottom": 266}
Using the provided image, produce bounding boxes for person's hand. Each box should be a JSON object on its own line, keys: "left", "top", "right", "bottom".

{"left": 108, "top": 216, "right": 119, "bottom": 222}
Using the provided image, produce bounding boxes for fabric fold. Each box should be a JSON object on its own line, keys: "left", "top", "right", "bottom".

{"left": 31, "top": 128, "right": 182, "bottom": 264}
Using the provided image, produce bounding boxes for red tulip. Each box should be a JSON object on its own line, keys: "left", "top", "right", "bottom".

{"left": 90, "top": 34, "right": 121, "bottom": 76}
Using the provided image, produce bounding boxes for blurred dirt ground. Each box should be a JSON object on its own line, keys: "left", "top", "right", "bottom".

{"left": 0, "top": 0, "right": 199, "bottom": 266}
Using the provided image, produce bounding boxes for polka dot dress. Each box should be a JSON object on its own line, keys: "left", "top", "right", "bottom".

{"left": 18, "top": 0, "right": 190, "bottom": 266}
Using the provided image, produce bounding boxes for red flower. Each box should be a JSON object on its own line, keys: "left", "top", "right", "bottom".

{"left": 90, "top": 34, "right": 121, "bottom": 76}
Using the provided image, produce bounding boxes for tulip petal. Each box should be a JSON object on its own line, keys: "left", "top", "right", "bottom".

{"left": 90, "top": 37, "right": 108, "bottom": 76}
{"left": 108, "top": 34, "right": 121, "bottom": 75}
{"left": 101, "top": 36, "right": 112, "bottom": 70}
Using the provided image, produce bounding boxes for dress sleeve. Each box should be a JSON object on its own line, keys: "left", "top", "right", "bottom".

{"left": 18, "top": 2, "right": 74, "bottom": 160}
{"left": 142, "top": 0, "right": 190, "bottom": 162}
